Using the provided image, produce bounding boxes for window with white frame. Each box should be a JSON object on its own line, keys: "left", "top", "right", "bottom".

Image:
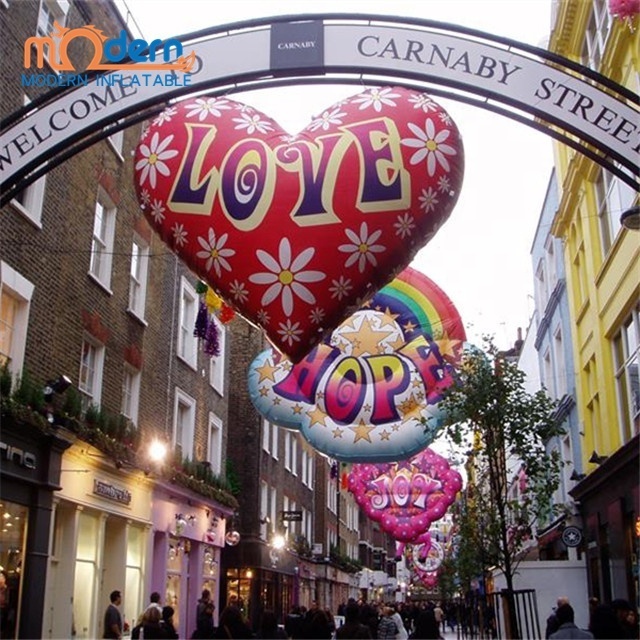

{"left": 301, "top": 449, "right": 308, "bottom": 486}
{"left": 260, "top": 481, "right": 269, "bottom": 540}
{"left": 544, "top": 236, "right": 557, "bottom": 294}
{"left": 262, "top": 419, "right": 271, "bottom": 453}
{"left": 307, "top": 454, "right": 314, "bottom": 490}
{"left": 543, "top": 348, "right": 554, "bottom": 397}
{"left": 10, "top": 96, "right": 46, "bottom": 227}
{"left": 121, "top": 365, "right": 140, "bottom": 425}
{"left": 327, "top": 476, "right": 337, "bottom": 514}
{"left": 581, "top": 0, "right": 610, "bottom": 70}
{"left": 79, "top": 336, "right": 105, "bottom": 410}
{"left": 554, "top": 326, "right": 567, "bottom": 398}
{"left": 208, "top": 412, "right": 223, "bottom": 475}
{"left": 209, "top": 316, "right": 226, "bottom": 395}
{"left": 303, "top": 508, "right": 312, "bottom": 542}
{"left": 173, "top": 388, "right": 195, "bottom": 460}
{"left": 128, "top": 236, "right": 149, "bottom": 321}
{"left": 595, "top": 168, "right": 636, "bottom": 256}
{"left": 89, "top": 190, "right": 116, "bottom": 291}
{"left": 35, "top": 0, "right": 70, "bottom": 67}
{"left": 0, "top": 262, "right": 34, "bottom": 377}
{"left": 269, "top": 487, "right": 277, "bottom": 531}
{"left": 271, "top": 421, "right": 279, "bottom": 459}
{"left": 106, "top": 120, "right": 125, "bottom": 158}
{"left": 534, "top": 261, "right": 547, "bottom": 312}
{"left": 178, "top": 277, "right": 198, "bottom": 368}
{"left": 613, "top": 308, "right": 640, "bottom": 443}
{"left": 284, "top": 432, "right": 297, "bottom": 475}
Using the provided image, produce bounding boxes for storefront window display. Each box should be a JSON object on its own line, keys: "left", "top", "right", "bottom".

{"left": 166, "top": 537, "right": 183, "bottom": 630}
{"left": 202, "top": 545, "right": 218, "bottom": 596}
{"left": 0, "top": 502, "right": 27, "bottom": 639}
{"left": 73, "top": 511, "right": 100, "bottom": 639}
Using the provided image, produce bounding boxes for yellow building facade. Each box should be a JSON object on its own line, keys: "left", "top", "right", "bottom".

{"left": 549, "top": 0, "right": 639, "bottom": 607}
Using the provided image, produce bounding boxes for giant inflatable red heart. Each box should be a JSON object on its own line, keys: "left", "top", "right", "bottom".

{"left": 134, "top": 87, "right": 464, "bottom": 361}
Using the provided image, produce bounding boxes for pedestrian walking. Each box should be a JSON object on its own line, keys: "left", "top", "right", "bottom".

{"left": 549, "top": 604, "right": 593, "bottom": 639}
{"left": 546, "top": 597, "right": 571, "bottom": 638}
{"left": 102, "top": 590, "right": 124, "bottom": 640}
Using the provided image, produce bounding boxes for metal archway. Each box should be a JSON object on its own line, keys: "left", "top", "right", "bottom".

{"left": 1, "top": 13, "right": 638, "bottom": 206}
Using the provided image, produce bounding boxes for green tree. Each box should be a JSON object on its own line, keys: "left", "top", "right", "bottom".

{"left": 438, "top": 337, "right": 566, "bottom": 638}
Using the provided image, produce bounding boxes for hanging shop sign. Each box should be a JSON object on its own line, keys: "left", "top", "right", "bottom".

{"left": 93, "top": 479, "right": 133, "bottom": 505}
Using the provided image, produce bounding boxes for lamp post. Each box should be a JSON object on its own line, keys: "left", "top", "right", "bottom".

{"left": 620, "top": 205, "right": 640, "bottom": 231}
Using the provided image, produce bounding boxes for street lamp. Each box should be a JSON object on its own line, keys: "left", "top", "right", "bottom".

{"left": 620, "top": 205, "right": 640, "bottom": 231}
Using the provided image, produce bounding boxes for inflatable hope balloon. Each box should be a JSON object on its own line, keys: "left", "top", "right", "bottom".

{"left": 134, "top": 87, "right": 464, "bottom": 362}
{"left": 347, "top": 447, "right": 463, "bottom": 542}
{"left": 248, "top": 268, "right": 466, "bottom": 462}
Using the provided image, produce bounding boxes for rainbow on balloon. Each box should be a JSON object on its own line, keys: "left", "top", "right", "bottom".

{"left": 248, "top": 267, "right": 466, "bottom": 462}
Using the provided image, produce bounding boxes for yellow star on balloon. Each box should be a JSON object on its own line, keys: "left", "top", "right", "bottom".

{"left": 307, "top": 406, "right": 328, "bottom": 428}
{"left": 255, "top": 360, "right": 277, "bottom": 383}
{"left": 350, "top": 420, "right": 375, "bottom": 443}
{"left": 332, "top": 427, "right": 344, "bottom": 439}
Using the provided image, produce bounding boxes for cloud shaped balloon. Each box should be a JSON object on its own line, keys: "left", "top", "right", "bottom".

{"left": 134, "top": 87, "right": 464, "bottom": 362}
{"left": 248, "top": 268, "right": 466, "bottom": 462}
{"left": 347, "top": 447, "right": 463, "bottom": 543}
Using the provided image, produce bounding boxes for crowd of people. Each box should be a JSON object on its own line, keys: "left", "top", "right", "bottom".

{"left": 545, "top": 595, "right": 638, "bottom": 640}
{"left": 101, "top": 590, "right": 638, "bottom": 640}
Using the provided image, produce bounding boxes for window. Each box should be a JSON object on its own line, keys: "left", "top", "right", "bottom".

{"left": 128, "top": 236, "right": 149, "bottom": 321}
{"left": 543, "top": 348, "right": 554, "bottom": 397}
{"left": 554, "top": 327, "right": 567, "bottom": 398}
{"left": 271, "top": 421, "right": 279, "bottom": 460}
{"left": 173, "top": 388, "right": 195, "bottom": 460}
{"left": 544, "top": 236, "right": 557, "bottom": 294}
{"left": 208, "top": 412, "right": 223, "bottom": 475}
{"left": 178, "top": 277, "right": 198, "bottom": 368}
{"left": 613, "top": 308, "right": 640, "bottom": 443}
{"left": 0, "top": 262, "right": 34, "bottom": 377}
{"left": 262, "top": 419, "right": 270, "bottom": 453}
{"left": 534, "top": 261, "right": 547, "bottom": 312}
{"left": 106, "top": 119, "right": 125, "bottom": 158}
{"left": 284, "top": 432, "right": 297, "bottom": 474}
{"left": 307, "top": 454, "right": 314, "bottom": 490}
{"left": 260, "top": 482, "right": 269, "bottom": 540}
{"left": 10, "top": 97, "right": 46, "bottom": 226}
{"left": 89, "top": 190, "right": 116, "bottom": 291}
{"left": 78, "top": 336, "right": 104, "bottom": 409}
{"left": 581, "top": 0, "right": 610, "bottom": 70}
{"left": 209, "top": 316, "right": 226, "bottom": 395}
{"left": 595, "top": 168, "right": 636, "bottom": 255}
{"left": 269, "top": 487, "right": 277, "bottom": 530}
{"left": 121, "top": 365, "right": 141, "bottom": 425}
{"left": 36, "top": 0, "right": 70, "bottom": 67}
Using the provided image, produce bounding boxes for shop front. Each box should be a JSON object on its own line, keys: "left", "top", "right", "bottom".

{"left": 150, "top": 480, "right": 231, "bottom": 639}
{"left": 0, "top": 418, "right": 72, "bottom": 640}
{"left": 221, "top": 536, "right": 299, "bottom": 631}
{"left": 571, "top": 434, "right": 639, "bottom": 607}
{"left": 42, "top": 442, "right": 153, "bottom": 640}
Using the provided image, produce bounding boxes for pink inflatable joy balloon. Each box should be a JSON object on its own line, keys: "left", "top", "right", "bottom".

{"left": 348, "top": 447, "right": 462, "bottom": 542}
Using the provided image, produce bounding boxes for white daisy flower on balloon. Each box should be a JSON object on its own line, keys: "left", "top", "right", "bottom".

{"left": 277, "top": 318, "right": 303, "bottom": 347}
{"left": 329, "top": 276, "right": 353, "bottom": 300}
{"left": 185, "top": 97, "right": 232, "bottom": 121}
{"left": 338, "top": 222, "right": 386, "bottom": 273}
{"left": 249, "top": 238, "right": 325, "bottom": 316}
{"left": 171, "top": 223, "right": 188, "bottom": 247}
{"left": 135, "top": 132, "right": 178, "bottom": 188}
{"left": 418, "top": 187, "right": 439, "bottom": 212}
{"left": 352, "top": 87, "right": 401, "bottom": 112}
{"left": 229, "top": 280, "right": 249, "bottom": 304}
{"left": 409, "top": 93, "right": 440, "bottom": 113}
{"left": 308, "top": 107, "right": 346, "bottom": 131}
{"left": 394, "top": 213, "right": 416, "bottom": 239}
{"left": 401, "top": 119, "right": 457, "bottom": 176}
{"left": 149, "top": 199, "right": 166, "bottom": 223}
{"left": 232, "top": 112, "right": 273, "bottom": 135}
{"left": 196, "top": 229, "right": 235, "bottom": 278}
{"left": 309, "top": 307, "right": 325, "bottom": 325}
{"left": 153, "top": 106, "right": 178, "bottom": 127}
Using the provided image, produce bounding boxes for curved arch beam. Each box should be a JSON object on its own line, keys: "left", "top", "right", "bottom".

{"left": 1, "top": 14, "right": 638, "bottom": 206}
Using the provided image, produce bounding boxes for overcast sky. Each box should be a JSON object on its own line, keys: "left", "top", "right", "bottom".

{"left": 123, "top": 0, "right": 555, "bottom": 351}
